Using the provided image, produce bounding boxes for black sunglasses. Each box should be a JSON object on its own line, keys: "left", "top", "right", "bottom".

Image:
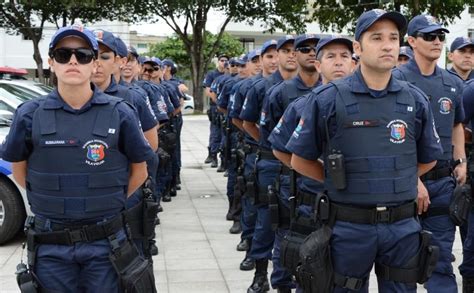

{"left": 143, "top": 66, "right": 160, "bottom": 74}
{"left": 296, "top": 46, "right": 317, "bottom": 54}
{"left": 50, "top": 48, "right": 95, "bottom": 64}
{"left": 230, "top": 64, "right": 237, "bottom": 67}
{"left": 415, "top": 32, "right": 446, "bottom": 42}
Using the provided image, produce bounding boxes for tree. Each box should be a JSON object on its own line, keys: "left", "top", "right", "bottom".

{"left": 133, "top": 0, "right": 309, "bottom": 112}
{"left": 0, "top": 0, "right": 142, "bottom": 82}
{"left": 147, "top": 32, "right": 245, "bottom": 83}
{"left": 308, "top": 0, "right": 473, "bottom": 33}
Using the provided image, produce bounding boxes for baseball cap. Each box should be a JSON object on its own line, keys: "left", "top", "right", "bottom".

{"left": 407, "top": 15, "right": 449, "bottom": 36}
{"left": 236, "top": 54, "right": 248, "bottom": 65}
{"left": 229, "top": 57, "right": 239, "bottom": 66}
{"left": 399, "top": 46, "right": 413, "bottom": 58}
{"left": 127, "top": 45, "right": 139, "bottom": 58}
{"left": 294, "top": 34, "right": 320, "bottom": 49}
{"left": 49, "top": 24, "right": 98, "bottom": 53}
{"left": 92, "top": 29, "right": 118, "bottom": 54}
{"left": 355, "top": 9, "right": 407, "bottom": 41}
{"left": 450, "top": 36, "right": 474, "bottom": 52}
{"left": 162, "top": 59, "right": 176, "bottom": 69}
{"left": 277, "top": 35, "right": 295, "bottom": 50}
{"left": 143, "top": 56, "right": 162, "bottom": 67}
{"left": 114, "top": 36, "right": 128, "bottom": 58}
{"left": 247, "top": 49, "right": 261, "bottom": 61}
{"left": 218, "top": 54, "right": 229, "bottom": 60}
{"left": 315, "top": 35, "right": 353, "bottom": 56}
{"left": 137, "top": 56, "right": 146, "bottom": 64}
{"left": 261, "top": 40, "right": 278, "bottom": 55}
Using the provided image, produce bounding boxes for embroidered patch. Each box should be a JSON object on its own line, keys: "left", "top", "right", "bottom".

{"left": 387, "top": 120, "right": 407, "bottom": 144}
{"left": 438, "top": 97, "right": 452, "bottom": 115}
{"left": 83, "top": 139, "right": 108, "bottom": 166}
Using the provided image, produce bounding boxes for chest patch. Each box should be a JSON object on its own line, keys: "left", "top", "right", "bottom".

{"left": 387, "top": 120, "right": 407, "bottom": 144}
{"left": 438, "top": 97, "right": 452, "bottom": 115}
{"left": 83, "top": 139, "right": 108, "bottom": 166}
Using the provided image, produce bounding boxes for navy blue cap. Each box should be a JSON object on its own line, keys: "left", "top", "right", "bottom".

{"left": 229, "top": 58, "right": 239, "bottom": 66}
{"left": 236, "top": 54, "right": 248, "bottom": 65}
{"left": 49, "top": 25, "right": 98, "bottom": 53}
{"left": 294, "top": 34, "right": 319, "bottom": 49}
{"left": 92, "top": 29, "right": 117, "bottom": 54}
{"left": 114, "top": 36, "right": 128, "bottom": 58}
{"left": 399, "top": 46, "right": 413, "bottom": 58}
{"left": 261, "top": 40, "right": 278, "bottom": 55}
{"left": 407, "top": 15, "right": 449, "bottom": 36}
{"left": 143, "top": 56, "right": 162, "bottom": 67}
{"left": 218, "top": 54, "right": 229, "bottom": 60}
{"left": 162, "top": 59, "right": 175, "bottom": 68}
{"left": 355, "top": 9, "right": 407, "bottom": 41}
{"left": 127, "top": 45, "right": 139, "bottom": 57}
{"left": 277, "top": 35, "right": 295, "bottom": 50}
{"left": 247, "top": 49, "right": 261, "bottom": 61}
{"left": 315, "top": 35, "right": 353, "bottom": 56}
{"left": 450, "top": 36, "right": 474, "bottom": 52}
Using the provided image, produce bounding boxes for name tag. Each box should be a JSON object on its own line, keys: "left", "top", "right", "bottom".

{"left": 345, "top": 120, "right": 380, "bottom": 128}
{"left": 40, "top": 138, "right": 79, "bottom": 147}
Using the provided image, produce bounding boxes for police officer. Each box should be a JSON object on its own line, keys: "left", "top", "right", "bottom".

{"left": 398, "top": 46, "right": 413, "bottom": 67}
{"left": 204, "top": 54, "right": 229, "bottom": 167}
{"left": 228, "top": 49, "right": 265, "bottom": 272}
{"left": 393, "top": 15, "right": 466, "bottom": 292}
{"left": 460, "top": 78, "right": 474, "bottom": 291}
{"left": 268, "top": 34, "right": 354, "bottom": 293}
{"left": 113, "top": 35, "right": 129, "bottom": 84}
{"left": 287, "top": 9, "right": 442, "bottom": 292}
{"left": 241, "top": 36, "right": 299, "bottom": 293}
{"left": 3, "top": 25, "right": 155, "bottom": 292}
{"left": 448, "top": 36, "right": 474, "bottom": 81}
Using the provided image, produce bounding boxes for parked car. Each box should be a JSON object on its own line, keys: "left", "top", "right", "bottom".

{"left": 182, "top": 93, "right": 194, "bottom": 114}
{"left": 0, "top": 79, "right": 52, "bottom": 98}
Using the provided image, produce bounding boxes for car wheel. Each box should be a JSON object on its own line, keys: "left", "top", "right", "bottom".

{"left": 0, "top": 178, "right": 25, "bottom": 244}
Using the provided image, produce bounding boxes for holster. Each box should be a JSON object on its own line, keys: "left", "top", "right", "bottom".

{"left": 158, "top": 125, "right": 177, "bottom": 154}
{"left": 245, "top": 172, "right": 257, "bottom": 205}
{"left": 269, "top": 186, "right": 291, "bottom": 231}
{"left": 450, "top": 184, "right": 472, "bottom": 226}
{"left": 109, "top": 238, "right": 157, "bottom": 293}
{"left": 17, "top": 219, "right": 39, "bottom": 293}
{"left": 157, "top": 147, "right": 171, "bottom": 168}
{"left": 374, "top": 230, "right": 439, "bottom": 285}
{"left": 280, "top": 230, "right": 306, "bottom": 275}
{"left": 206, "top": 109, "right": 212, "bottom": 122}
{"left": 296, "top": 225, "right": 334, "bottom": 293}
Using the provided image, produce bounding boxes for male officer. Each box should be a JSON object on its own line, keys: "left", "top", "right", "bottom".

{"left": 228, "top": 48, "right": 265, "bottom": 272}
{"left": 287, "top": 9, "right": 442, "bottom": 292}
{"left": 448, "top": 36, "right": 474, "bottom": 81}
{"left": 393, "top": 15, "right": 466, "bottom": 292}
{"left": 241, "top": 36, "right": 299, "bottom": 293}
{"left": 204, "top": 54, "right": 229, "bottom": 166}
{"left": 398, "top": 46, "right": 413, "bottom": 66}
{"left": 460, "top": 78, "right": 474, "bottom": 291}
{"left": 268, "top": 34, "right": 354, "bottom": 292}
{"left": 3, "top": 25, "right": 155, "bottom": 292}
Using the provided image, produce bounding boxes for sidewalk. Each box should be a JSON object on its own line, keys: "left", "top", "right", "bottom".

{"left": 0, "top": 114, "right": 464, "bottom": 292}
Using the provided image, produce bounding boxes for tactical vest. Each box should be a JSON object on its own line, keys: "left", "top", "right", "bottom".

{"left": 398, "top": 67, "right": 458, "bottom": 162}
{"left": 26, "top": 95, "right": 129, "bottom": 220}
{"left": 325, "top": 80, "right": 418, "bottom": 205}
{"left": 281, "top": 80, "right": 312, "bottom": 110}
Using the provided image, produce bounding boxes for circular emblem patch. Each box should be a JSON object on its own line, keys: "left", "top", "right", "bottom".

{"left": 83, "top": 139, "right": 108, "bottom": 166}
{"left": 387, "top": 120, "right": 407, "bottom": 144}
{"left": 438, "top": 97, "right": 452, "bottom": 115}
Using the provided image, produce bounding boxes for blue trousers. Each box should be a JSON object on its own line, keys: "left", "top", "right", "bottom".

{"left": 226, "top": 132, "right": 238, "bottom": 198}
{"left": 241, "top": 152, "right": 257, "bottom": 241}
{"left": 34, "top": 224, "right": 126, "bottom": 292}
{"left": 422, "top": 176, "right": 457, "bottom": 293}
{"left": 209, "top": 106, "right": 221, "bottom": 154}
{"left": 460, "top": 209, "right": 474, "bottom": 278}
{"left": 248, "top": 158, "right": 280, "bottom": 260}
{"left": 332, "top": 218, "right": 421, "bottom": 293}
{"left": 156, "top": 156, "right": 173, "bottom": 202}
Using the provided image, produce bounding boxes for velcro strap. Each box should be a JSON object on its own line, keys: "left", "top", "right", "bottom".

{"left": 334, "top": 273, "right": 364, "bottom": 290}
{"left": 258, "top": 148, "right": 277, "bottom": 160}
{"left": 420, "top": 206, "right": 449, "bottom": 219}
{"left": 296, "top": 191, "right": 316, "bottom": 206}
{"left": 34, "top": 215, "right": 124, "bottom": 245}
{"left": 346, "top": 176, "right": 415, "bottom": 194}
{"left": 375, "top": 262, "right": 418, "bottom": 283}
{"left": 420, "top": 167, "right": 451, "bottom": 182}
{"left": 331, "top": 201, "right": 416, "bottom": 224}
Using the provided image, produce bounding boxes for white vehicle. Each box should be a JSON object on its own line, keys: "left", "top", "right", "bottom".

{"left": 0, "top": 79, "right": 52, "bottom": 96}
{"left": 182, "top": 94, "right": 194, "bottom": 114}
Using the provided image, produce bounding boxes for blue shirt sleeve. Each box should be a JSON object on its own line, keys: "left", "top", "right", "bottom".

{"left": 130, "top": 91, "right": 158, "bottom": 132}
{"left": 463, "top": 81, "right": 474, "bottom": 124}
{"left": 240, "top": 82, "right": 261, "bottom": 123}
{"left": 203, "top": 70, "right": 216, "bottom": 88}
{"left": 453, "top": 79, "right": 465, "bottom": 124}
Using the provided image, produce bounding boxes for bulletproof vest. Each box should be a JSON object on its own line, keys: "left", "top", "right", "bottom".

{"left": 325, "top": 80, "right": 418, "bottom": 205}
{"left": 281, "top": 80, "right": 312, "bottom": 110}
{"left": 26, "top": 95, "right": 129, "bottom": 220}
{"left": 398, "top": 66, "right": 458, "bottom": 162}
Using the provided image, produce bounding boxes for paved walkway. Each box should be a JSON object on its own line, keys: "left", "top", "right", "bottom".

{"left": 0, "top": 115, "right": 465, "bottom": 292}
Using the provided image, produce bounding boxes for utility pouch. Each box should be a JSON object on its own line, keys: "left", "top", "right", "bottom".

{"left": 296, "top": 225, "right": 334, "bottom": 293}
{"left": 327, "top": 152, "right": 346, "bottom": 190}
{"left": 280, "top": 230, "right": 306, "bottom": 275}
{"left": 16, "top": 262, "right": 38, "bottom": 293}
{"left": 268, "top": 185, "right": 279, "bottom": 231}
{"left": 245, "top": 173, "right": 257, "bottom": 205}
{"left": 206, "top": 109, "right": 212, "bottom": 122}
{"left": 450, "top": 184, "right": 472, "bottom": 226}
{"left": 417, "top": 230, "right": 439, "bottom": 284}
{"left": 109, "top": 239, "right": 157, "bottom": 293}
{"left": 143, "top": 198, "right": 159, "bottom": 239}
{"left": 237, "top": 176, "right": 246, "bottom": 194}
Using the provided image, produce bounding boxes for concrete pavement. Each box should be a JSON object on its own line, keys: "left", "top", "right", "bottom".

{"left": 0, "top": 114, "right": 465, "bottom": 292}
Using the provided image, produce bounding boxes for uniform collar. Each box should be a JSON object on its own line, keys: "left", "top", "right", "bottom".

{"left": 405, "top": 57, "right": 441, "bottom": 77}
{"left": 271, "top": 70, "right": 284, "bottom": 83}
{"left": 104, "top": 76, "right": 119, "bottom": 95}
{"left": 351, "top": 68, "right": 402, "bottom": 95}
{"left": 294, "top": 73, "right": 315, "bottom": 90}
{"left": 44, "top": 84, "right": 109, "bottom": 110}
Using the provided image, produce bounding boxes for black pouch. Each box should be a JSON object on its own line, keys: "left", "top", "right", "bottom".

{"left": 280, "top": 230, "right": 306, "bottom": 275}
{"left": 109, "top": 240, "right": 157, "bottom": 293}
{"left": 450, "top": 184, "right": 472, "bottom": 226}
{"left": 245, "top": 173, "right": 257, "bottom": 205}
{"left": 206, "top": 109, "right": 212, "bottom": 121}
{"left": 296, "top": 225, "right": 334, "bottom": 293}
{"left": 417, "top": 230, "right": 439, "bottom": 284}
{"left": 157, "top": 148, "right": 171, "bottom": 168}
{"left": 268, "top": 186, "right": 279, "bottom": 231}
{"left": 143, "top": 198, "right": 159, "bottom": 239}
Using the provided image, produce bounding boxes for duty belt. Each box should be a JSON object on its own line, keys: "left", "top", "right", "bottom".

{"left": 296, "top": 190, "right": 316, "bottom": 206}
{"left": 420, "top": 167, "right": 452, "bottom": 182}
{"left": 244, "top": 144, "right": 259, "bottom": 154}
{"left": 330, "top": 201, "right": 416, "bottom": 225}
{"left": 33, "top": 215, "right": 124, "bottom": 245}
{"left": 258, "top": 148, "right": 277, "bottom": 160}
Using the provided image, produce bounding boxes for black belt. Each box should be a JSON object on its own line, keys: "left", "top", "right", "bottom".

{"left": 295, "top": 190, "right": 316, "bottom": 206}
{"left": 330, "top": 201, "right": 416, "bottom": 225}
{"left": 280, "top": 165, "right": 291, "bottom": 176}
{"left": 420, "top": 167, "right": 452, "bottom": 182}
{"left": 258, "top": 148, "right": 277, "bottom": 160}
{"left": 244, "top": 144, "right": 259, "bottom": 154}
{"left": 33, "top": 215, "right": 125, "bottom": 245}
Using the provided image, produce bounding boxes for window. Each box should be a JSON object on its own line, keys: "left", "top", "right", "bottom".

{"left": 469, "top": 5, "right": 474, "bottom": 15}
{"left": 240, "top": 38, "right": 255, "bottom": 52}
{"left": 137, "top": 43, "right": 148, "bottom": 49}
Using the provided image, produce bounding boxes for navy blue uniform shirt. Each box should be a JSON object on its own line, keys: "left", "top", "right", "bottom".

{"left": 449, "top": 67, "right": 474, "bottom": 81}
{"left": 2, "top": 85, "right": 154, "bottom": 163}
{"left": 218, "top": 75, "right": 243, "bottom": 110}
{"left": 203, "top": 69, "right": 224, "bottom": 88}
{"left": 462, "top": 79, "right": 474, "bottom": 127}
{"left": 286, "top": 69, "right": 443, "bottom": 164}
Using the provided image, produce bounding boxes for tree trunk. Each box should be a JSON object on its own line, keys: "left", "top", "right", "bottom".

{"left": 32, "top": 38, "right": 44, "bottom": 83}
